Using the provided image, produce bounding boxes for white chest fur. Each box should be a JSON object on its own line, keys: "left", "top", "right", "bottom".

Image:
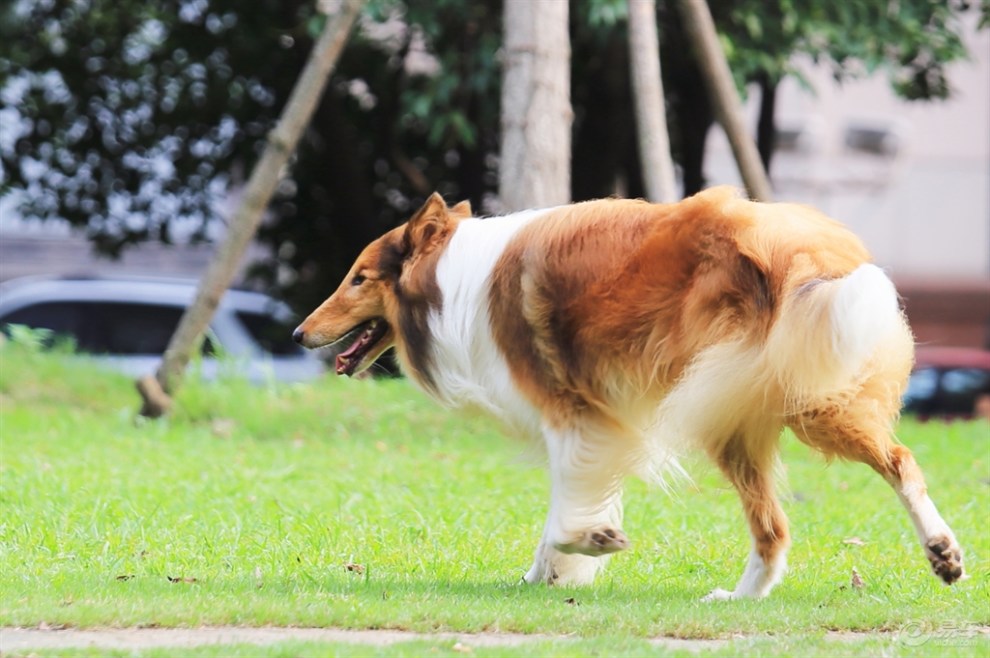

{"left": 423, "top": 209, "right": 550, "bottom": 436}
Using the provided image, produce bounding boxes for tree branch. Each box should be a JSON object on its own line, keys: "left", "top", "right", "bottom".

{"left": 674, "top": 0, "right": 772, "bottom": 202}
{"left": 137, "top": 0, "right": 366, "bottom": 417}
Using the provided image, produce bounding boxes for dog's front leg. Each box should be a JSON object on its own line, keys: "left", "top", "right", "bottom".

{"left": 523, "top": 510, "right": 616, "bottom": 586}
{"left": 523, "top": 424, "right": 629, "bottom": 585}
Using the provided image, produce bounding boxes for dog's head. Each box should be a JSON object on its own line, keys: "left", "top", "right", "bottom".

{"left": 293, "top": 192, "right": 471, "bottom": 376}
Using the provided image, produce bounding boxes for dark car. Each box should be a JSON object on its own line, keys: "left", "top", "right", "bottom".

{"left": 903, "top": 347, "right": 990, "bottom": 421}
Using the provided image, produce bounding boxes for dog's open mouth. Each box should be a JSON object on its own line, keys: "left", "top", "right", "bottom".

{"left": 334, "top": 319, "right": 389, "bottom": 376}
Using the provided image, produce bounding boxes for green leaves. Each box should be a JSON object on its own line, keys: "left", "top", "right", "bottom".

{"left": 1, "top": 0, "right": 983, "bottom": 324}
{"left": 586, "top": 0, "right": 628, "bottom": 28}
{"left": 789, "top": 0, "right": 972, "bottom": 100}
{"left": 701, "top": 0, "right": 978, "bottom": 99}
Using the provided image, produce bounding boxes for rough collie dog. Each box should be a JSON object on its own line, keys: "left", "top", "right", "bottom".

{"left": 293, "top": 186, "right": 963, "bottom": 599}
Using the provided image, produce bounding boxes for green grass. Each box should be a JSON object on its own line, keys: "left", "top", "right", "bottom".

{"left": 1, "top": 338, "right": 988, "bottom": 656}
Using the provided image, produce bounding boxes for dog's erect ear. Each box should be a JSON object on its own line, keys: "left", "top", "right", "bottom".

{"left": 404, "top": 192, "right": 452, "bottom": 252}
{"left": 449, "top": 200, "right": 472, "bottom": 219}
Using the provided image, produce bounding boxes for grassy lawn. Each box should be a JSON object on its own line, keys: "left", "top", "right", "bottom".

{"left": 1, "top": 337, "right": 988, "bottom": 656}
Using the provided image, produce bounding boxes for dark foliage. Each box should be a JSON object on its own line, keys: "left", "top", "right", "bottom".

{"left": 0, "top": 0, "right": 980, "bottom": 315}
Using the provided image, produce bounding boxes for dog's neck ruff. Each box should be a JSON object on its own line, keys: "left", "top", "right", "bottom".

{"left": 411, "top": 208, "right": 551, "bottom": 430}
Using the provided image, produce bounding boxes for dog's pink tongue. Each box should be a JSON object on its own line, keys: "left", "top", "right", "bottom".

{"left": 335, "top": 337, "right": 363, "bottom": 374}
{"left": 338, "top": 338, "right": 363, "bottom": 359}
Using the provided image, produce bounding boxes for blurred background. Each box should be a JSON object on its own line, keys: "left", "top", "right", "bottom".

{"left": 1, "top": 0, "right": 987, "bottom": 411}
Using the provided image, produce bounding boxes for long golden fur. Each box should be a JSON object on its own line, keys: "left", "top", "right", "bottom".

{"left": 295, "top": 187, "right": 964, "bottom": 597}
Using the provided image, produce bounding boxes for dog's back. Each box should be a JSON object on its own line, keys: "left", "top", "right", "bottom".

{"left": 482, "top": 187, "right": 903, "bottom": 426}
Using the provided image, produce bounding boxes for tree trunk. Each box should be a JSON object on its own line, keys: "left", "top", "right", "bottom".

{"left": 627, "top": 0, "right": 678, "bottom": 203}
{"left": 499, "top": 0, "right": 572, "bottom": 211}
{"left": 136, "top": 0, "right": 365, "bottom": 418}
{"left": 756, "top": 71, "right": 778, "bottom": 176}
{"left": 674, "top": 0, "right": 773, "bottom": 202}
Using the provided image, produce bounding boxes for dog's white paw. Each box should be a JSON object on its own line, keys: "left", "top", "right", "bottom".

{"left": 554, "top": 526, "right": 629, "bottom": 557}
{"left": 523, "top": 551, "right": 605, "bottom": 586}
{"left": 701, "top": 587, "right": 735, "bottom": 602}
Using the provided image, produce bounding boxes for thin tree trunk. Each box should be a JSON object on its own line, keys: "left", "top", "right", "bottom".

{"left": 627, "top": 0, "right": 678, "bottom": 203}
{"left": 136, "top": 0, "right": 365, "bottom": 417}
{"left": 756, "top": 71, "right": 778, "bottom": 176}
{"left": 674, "top": 0, "right": 773, "bottom": 202}
{"left": 499, "top": 0, "right": 572, "bottom": 211}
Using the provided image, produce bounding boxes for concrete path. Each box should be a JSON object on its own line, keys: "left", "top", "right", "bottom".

{"left": 0, "top": 626, "right": 728, "bottom": 653}
{"left": 4, "top": 625, "right": 987, "bottom": 654}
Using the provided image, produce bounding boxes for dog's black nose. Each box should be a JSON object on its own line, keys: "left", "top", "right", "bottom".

{"left": 292, "top": 327, "right": 305, "bottom": 344}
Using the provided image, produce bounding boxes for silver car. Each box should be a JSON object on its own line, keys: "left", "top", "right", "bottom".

{"left": 0, "top": 275, "right": 325, "bottom": 383}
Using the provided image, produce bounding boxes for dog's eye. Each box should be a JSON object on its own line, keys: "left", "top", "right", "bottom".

{"left": 351, "top": 274, "right": 366, "bottom": 286}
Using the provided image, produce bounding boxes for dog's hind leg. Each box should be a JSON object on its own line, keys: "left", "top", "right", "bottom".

{"left": 704, "top": 426, "right": 791, "bottom": 600}
{"left": 789, "top": 381, "right": 964, "bottom": 585}
{"left": 524, "top": 423, "right": 632, "bottom": 585}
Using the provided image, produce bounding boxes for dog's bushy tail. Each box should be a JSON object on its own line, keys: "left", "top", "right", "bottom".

{"left": 765, "top": 263, "right": 910, "bottom": 406}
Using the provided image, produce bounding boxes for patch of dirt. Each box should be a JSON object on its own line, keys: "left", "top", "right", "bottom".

{"left": 1, "top": 626, "right": 726, "bottom": 653}
{"left": 3, "top": 625, "right": 987, "bottom": 653}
